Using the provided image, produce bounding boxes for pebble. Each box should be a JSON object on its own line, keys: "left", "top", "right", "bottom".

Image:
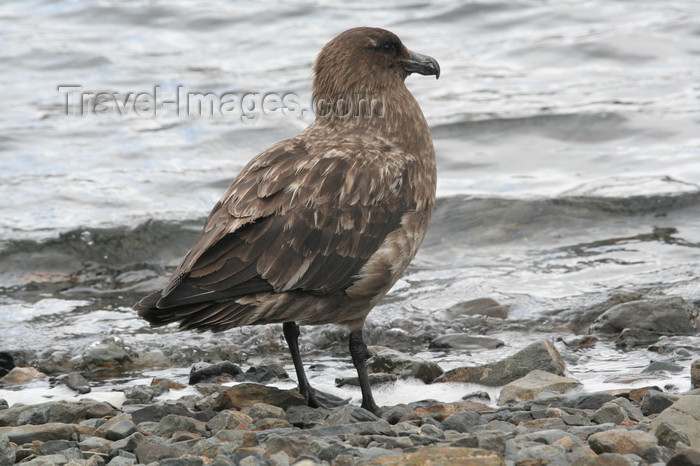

{"left": 0, "top": 364, "right": 698, "bottom": 465}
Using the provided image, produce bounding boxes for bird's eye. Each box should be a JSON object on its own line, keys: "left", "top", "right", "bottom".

{"left": 381, "top": 42, "right": 395, "bottom": 54}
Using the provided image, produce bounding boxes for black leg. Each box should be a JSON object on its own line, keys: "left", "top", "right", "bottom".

{"left": 349, "top": 329, "right": 379, "bottom": 413}
{"left": 283, "top": 321, "right": 347, "bottom": 409}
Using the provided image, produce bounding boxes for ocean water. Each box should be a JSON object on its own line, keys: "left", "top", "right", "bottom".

{"left": 1, "top": 0, "right": 699, "bottom": 406}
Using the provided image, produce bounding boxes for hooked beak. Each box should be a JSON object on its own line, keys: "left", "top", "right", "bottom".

{"left": 401, "top": 50, "right": 440, "bottom": 79}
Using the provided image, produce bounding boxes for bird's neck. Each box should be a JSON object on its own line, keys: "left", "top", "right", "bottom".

{"left": 312, "top": 83, "right": 433, "bottom": 154}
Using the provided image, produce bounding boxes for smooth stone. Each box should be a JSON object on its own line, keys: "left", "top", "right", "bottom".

{"left": 570, "top": 452, "right": 639, "bottom": 465}
{"left": 641, "top": 360, "right": 684, "bottom": 373}
{"left": 641, "top": 391, "right": 676, "bottom": 416}
{"left": 512, "top": 444, "right": 567, "bottom": 465}
{"left": 0, "top": 423, "right": 75, "bottom": 443}
{"left": 248, "top": 402, "right": 286, "bottom": 421}
{"left": 109, "top": 432, "right": 145, "bottom": 453}
{"left": 498, "top": 370, "right": 582, "bottom": 405}
{"left": 588, "top": 428, "right": 658, "bottom": 455}
{"left": 234, "top": 364, "right": 289, "bottom": 384}
{"left": 39, "top": 439, "right": 79, "bottom": 455}
{"left": 590, "top": 296, "right": 698, "bottom": 335}
{"left": 0, "top": 353, "right": 15, "bottom": 378}
{"left": 206, "top": 410, "right": 255, "bottom": 432}
{"left": 123, "top": 381, "right": 169, "bottom": 404}
{"left": 429, "top": 334, "right": 505, "bottom": 350}
{"left": 446, "top": 297, "right": 508, "bottom": 319}
{"left": 55, "top": 372, "right": 91, "bottom": 394}
{"left": 517, "top": 428, "right": 583, "bottom": 446}
{"left": 0, "top": 366, "right": 44, "bottom": 385}
{"left": 325, "top": 405, "right": 378, "bottom": 425}
{"left": 79, "top": 338, "right": 132, "bottom": 376}
{"left": 129, "top": 402, "right": 193, "bottom": 424}
{"left": 476, "top": 429, "right": 507, "bottom": 455}
{"left": 435, "top": 340, "right": 566, "bottom": 386}
{"left": 367, "top": 349, "right": 444, "bottom": 384}
{"left": 614, "top": 328, "right": 661, "bottom": 348}
{"left": 134, "top": 439, "right": 188, "bottom": 463}
{"left": 189, "top": 361, "right": 243, "bottom": 385}
{"left": 197, "top": 383, "right": 306, "bottom": 410}
{"left": 592, "top": 402, "right": 627, "bottom": 425}
{"left": 335, "top": 373, "right": 398, "bottom": 387}
{"left": 440, "top": 411, "right": 483, "bottom": 433}
{"left": 574, "top": 393, "right": 616, "bottom": 410}
{"left": 408, "top": 399, "right": 493, "bottom": 421}
{"left": 105, "top": 420, "right": 137, "bottom": 441}
{"left": 651, "top": 395, "right": 700, "bottom": 448}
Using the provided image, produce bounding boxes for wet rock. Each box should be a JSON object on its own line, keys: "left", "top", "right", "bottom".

{"left": 592, "top": 402, "right": 627, "bottom": 425}
{"left": 692, "top": 359, "right": 700, "bottom": 389}
{"left": 640, "top": 390, "right": 676, "bottom": 416}
{"left": 447, "top": 297, "right": 508, "bottom": 319}
{"left": 0, "top": 399, "right": 7, "bottom": 410}
{"left": 0, "top": 422, "right": 75, "bottom": 443}
{"left": 335, "top": 373, "right": 398, "bottom": 387}
{"left": 667, "top": 447, "right": 700, "bottom": 466}
{"left": 498, "top": 370, "right": 581, "bottom": 405}
{"left": 429, "top": 334, "right": 504, "bottom": 350}
{"left": 235, "top": 364, "right": 289, "bottom": 384}
{"left": 367, "top": 445, "right": 504, "bottom": 465}
{"left": 435, "top": 340, "right": 566, "bottom": 386}
{"left": 0, "top": 434, "right": 15, "bottom": 465}
{"left": 557, "top": 335, "right": 598, "bottom": 350}
{"left": 441, "top": 410, "right": 483, "bottom": 433}
{"left": 189, "top": 361, "right": 243, "bottom": 384}
{"left": 286, "top": 406, "right": 331, "bottom": 429}
{"left": 575, "top": 393, "right": 616, "bottom": 410}
{"left": 641, "top": 360, "right": 684, "bottom": 373}
{"left": 197, "top": 383, "right": 306, "bottom": 410}
{"left": 565, "top": 292, "right": 643, "bottom": 333}
{"left": 123, "top": 380, "right": 170, "bottom": 404}
{"left": 367, "top": 349, "right": 443, "bottom": 384}
{"left": 378, "top": 405, "right": 416, "bottom": 425}
{"left": 79, "top": 338, "right": 133, "bottom": 376}
{"left": 591, "top": 296, "right": 698, "bottom": 335}
{"left": 614, "top": 328, "right": 661, "bottom": 348}
{"left": 588, "top": 428, "right": 658, "bottom": 455}
{"left": 55, "top": 372, "right": 91, "bottom": 394}
{"left": 0, "top": 366, "right": 45, "bottom": 385}
{"left": 651, "top": 395, "right": 700, "bottom": 448}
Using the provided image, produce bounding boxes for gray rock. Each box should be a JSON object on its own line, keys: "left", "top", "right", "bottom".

{"left": 325, "top": 405, "right": 378, "bottom": 425}
{"left": 0, "top": 422, "right": 75, "bottom": 443}
{"left": 589, "top": 428, "right": 658, "bottom": 455}
{"left": 446, "top": 297, "right": 508, "bottom": 319}
{"left": 0, "top": 434, "right": 15, "bottom": 466}
{"left": 668, "top": 447, "right": 700, "bottom": 466}
{"left": 498, "top": 370, "right": 582, "bottom": 405}
{"left": 287, "top": 420, "right": 393, "bottom": 438}
{"left": 476, "top": 430, "right": 507, "bottom": 455}
{"left": 429, "top": 334, "right": 505, "bottom": 350}
{"left": 435, "top": 340, "right": 567, "bottom": 386}
{"left": 379, "top": 404, "right": 415, "bottom": 425}
{"left": 197, "top": 383, "right": 306, "bottom": 410}
{"left": 134, "top": 439, "right": 187, "bottom": 464}
{"left": 512, "top": 444, "right": 566, "bottom": 465}
{"left": 615, "top": 328, "right": 661, "bottom": 348}
{"left": 639, "top": 445, "right": 673, "bottom": 464}
{"left": 574, "top": 393, "right": 616, "bottom": 410}
{"left": 609, "top": 397, "right": 644, "bottom": 422}
{"left": 641, "top": 391, "right": 676, "bottom": 416}
{"left": 441, "top": 410, "right": 483, "bottom": 433}
{"left": 154, "top": 414, "right": 207, "bottom": 437}
{"left": 123, "top": 381, "right": 169, "bottom": 404}
{"left": 109, "top": 432, "right": 145, "bottom": 453}
{"left": 641, "top": 360, "right": 684, "bottom": 373}
{"left": 80, "top": 338, "right": 132, "bottom": 375}
{"left": 39, "top": 439, "right": 79, "bottom": 455}
{"left": 335, "top": 372, "right": 398, "bottom": 387}
{"left": 160, "top": 458, "right": 205, "bottom": 466}
{"left": 55, "top": 372, "right": 91, "bottom": 394}
{"left": 129, "top": 402, "right": 192, "bottom": 424}
{"left": 286, "top": 405, "right": 331, "bottom": 428}
{"left": 517, "top": 429, "right": 582, "bottom": 445}
{"left": 591, "top": 296, "right": 698, "bottom": 335}
{"left": 234, "top": 364, "right": 289, "bottom": 384}
{"left": 189, "top": 361, "right": 243, "bottom": 384}
{"left": 651, "top": 395, "right": 700, "bottom": 448}
{"left": 107, "top": 456, "right": 137, "bottom": 466}
{"left": 571, "top": 452, "right": 638, "bottom": 465}
{"left": 367, "top": 349, "right": 444, "bottom": 383}
{"left": 592, "top": 401, "right": 627, "bottom": 425}
{"left": 105, "top": 420, "right": 137, "bottom": 441}
{"left": 248, "top": 402, "right": 286, "bottom": 421}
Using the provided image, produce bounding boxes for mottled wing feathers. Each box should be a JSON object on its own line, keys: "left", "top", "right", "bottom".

{"left": 136, "top": 136, "right": 415, "bottom": 329}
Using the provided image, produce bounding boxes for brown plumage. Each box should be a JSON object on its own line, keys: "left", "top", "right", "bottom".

{"left": 134, "top": 27, "right": 440, "bottom": 412}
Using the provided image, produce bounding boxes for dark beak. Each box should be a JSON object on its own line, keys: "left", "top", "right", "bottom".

{"left": 401, "top": 50, "right": 440, "bottom": 79}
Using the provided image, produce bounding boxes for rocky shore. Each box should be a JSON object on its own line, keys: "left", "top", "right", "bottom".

{"left": 1, "top": 342, "right": 699, "bottom": 465}
{"left": 1, "top": 295, "right": 699, "bottom": 465}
